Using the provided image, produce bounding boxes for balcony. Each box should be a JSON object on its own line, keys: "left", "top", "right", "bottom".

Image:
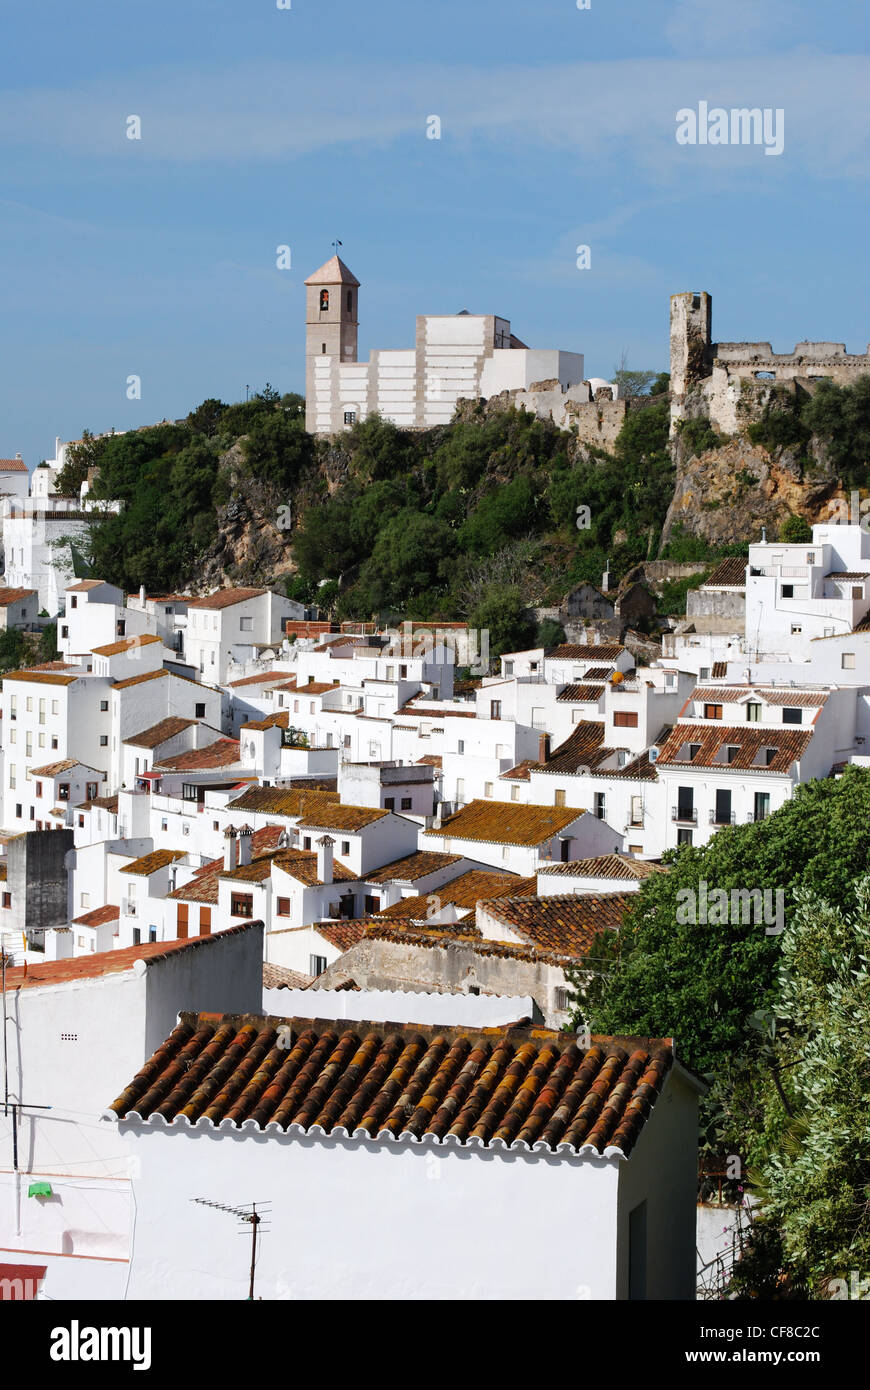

{"left": 709, "top": 810, "right": 736, "bottom": 825}
{"left": 671, "top": 806, "right": 697, "bottom": 824}
{"left": 745, "top": 810, "right": 769, "bottom": 823}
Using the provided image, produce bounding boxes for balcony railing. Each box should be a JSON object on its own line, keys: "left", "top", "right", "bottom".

{"left": 746, "top": 810, "right": 769, "bottom": 823}
{"left": 671, "top": 806, "right": 697, "bottom": 824}
{"left": 709, "top": 810, "right": 736, "bottom": 825}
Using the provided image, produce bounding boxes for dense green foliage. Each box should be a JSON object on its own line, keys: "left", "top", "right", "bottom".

{"left": 801, "top": 376, "right": 870, "bottom": 484}
{"left": 778, "top": 513, "right": 813, "bottom": 543}
{"left": 0, "top": 627, "right": 26, "bottom": 671}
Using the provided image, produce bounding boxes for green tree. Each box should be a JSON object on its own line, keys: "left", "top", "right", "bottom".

{"left": 0, "top": 627, "right": 26, "bottom": 672}
{"left": 778, "top": 514, "right": 812, "bottom": 543}
{"left": 470, "top": 585, "right": 537, "bottom": 659}
{"left": 55, "top": 428, "right": 109, "bottom": 497}
{"left": 801, "top": 376, "right": 870, "bottom": 484}
{"left": 733, "top": 877, "right": 870, "bottom": 1296}
{"left": 38, "top": 623, "right": 59, "bottom": 662}
{"left": 536, "top": 617, "right": 566, "bottom": 647}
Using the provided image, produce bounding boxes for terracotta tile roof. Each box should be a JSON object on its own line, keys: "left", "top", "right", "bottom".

{"left": 825, "top": 571, "right": 870, "bottom": 581}
{"left": 66, "top": 579, "right": 107, "bottom": 592}
{"left": 263, "top": 963, "right": 315, "bottom": 990}
{"left": 304, "top": 254, "right": 360, "bottom": 287}
{"left": 704, "top": 557, "right": 747, "bottom": 587}
{"left": 167, "top": 827, "right": 284, "bottom": 903}
{"left": 123, "top": 717, "right": 197, "bottom": 749}
{"left": 711, "top": 662, "right": 728, "bottom": 678}
{"left": 79, "top": 794, "right": 118, "bottom": 812}
{"left": 479, "top": 892, "right": 630, "bottom": 955}
{"left": 226, "top": 786, "right": 340, "bottom": 817}
{"left": 372, "top": 871, "right": 537, "bottom": 920}
{"left": 92, "top": 634, "right": 162, "bottom": 657}
{"left": 155, "top": 739, "right": 241, "bottom": 771}
{"left": 361, "top": 923, "right": 576, "bottom": 967}
{"left": 222, "top": 848, "right": 354, "bottom": 887}
{"left": 547, "top": 644, "right": 625, "bottom": 661}
{"left": 365, "top": 851, "right": 464, "bottom": 884}
{"left": 499, "top": 760, "right": 538, "bottom": 782}
{"left": 4, "top": 924, "right": 257, "bottom": 992}
{"left": 316, "top": 921, "right": 368, "bottom": 952}
{"left": 537, "top": 721, "right": 608, "bottom": 775}
{"left": 605, "top": 747, "right": 663, "bottom": 781}
{"left": 226, "top": 671, "right": 292, "bottom": 688}
{"left": 241, "top": 712, "right": 290, "bottom": 731}
{"left": 113, "top": 669, "right": 170, "bottom": 690}
{"left": 690, "top": 686, "right": 827, "bottom": 707}
{"left": 297, "top": 804, "right": 390, "bottom": 832}
{"left": 30, "top": 758, "right": 88, "bottom": 777}
{"left": 538, "top": 854, "right": 666, "bottom": 880}
{"left": 583, "top": 665, "right": 614, "bottom": 680}
{"left": 657, "top": 722, "right": 813, "bottom": 772}
{"left": 0, "top": 587, "right": 36, "bottom": 606}
{"left": 72, "top": 903, "right": 120, "bottom": 928}
{"left": 187, "top": 588, "right": 268, "bottom": 610}
{"left": 1, "top": 669, "right": 79, "bottom": 686}
{"left": 108, "top": 1011, "right": 676, "bottom": 1158}
{"left": 415, "top": 755, "right": 443, "bottom": 768}
{"left": 425, "top": 800, "right": 583, "bottom": 846}
{"left": 0, "top": 458, "right": 28, "bottom": 472}
{"left": 556, "top": 684, "right": 606, "bottom": 703}
{"left": 120, "top": 849, "right": 187, "bottom": 876}
{"left": 291, "top": 681, "right": 339, "bottom": 696}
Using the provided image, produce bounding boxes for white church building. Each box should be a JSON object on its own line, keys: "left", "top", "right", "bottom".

{"left": 304, "top": 254, "right": 593, "bottom": 435}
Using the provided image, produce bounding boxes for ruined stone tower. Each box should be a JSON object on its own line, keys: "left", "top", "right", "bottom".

{"left": 669, "top": 291, "right": 713, "bottom": 436}
{"left": 304, "top": 254, "right": 360, "bottom": 434}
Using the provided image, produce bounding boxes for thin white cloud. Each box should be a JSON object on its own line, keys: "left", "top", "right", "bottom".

{"left": 0, "top": 54, "right": 867, "bottom": 181}
{"left": 664, "top": 0, "right": 793, "bottom": 56}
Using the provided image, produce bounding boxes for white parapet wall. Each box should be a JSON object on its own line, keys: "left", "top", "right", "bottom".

{"left": 261, "top": 986, "right": 536, "bottom": 1027}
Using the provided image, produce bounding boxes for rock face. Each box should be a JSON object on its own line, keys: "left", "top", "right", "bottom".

{"left": 197, "top": 443, "right": 298, "bottom": 591}
{"left": 661, "top": 437, "right": 841, "bottom": 549}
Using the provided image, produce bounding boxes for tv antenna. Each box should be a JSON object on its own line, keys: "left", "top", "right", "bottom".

{"left": 331, "top": 239, "right": 343, "bottom": 255}
{"left": 192, "top": 1198, "right": 271, "bottom": 1299}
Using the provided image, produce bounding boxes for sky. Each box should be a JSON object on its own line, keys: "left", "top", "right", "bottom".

{"left": 1, "top": 0, "right": 868, "bottom": 466}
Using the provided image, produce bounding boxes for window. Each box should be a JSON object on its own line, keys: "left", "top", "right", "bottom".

{"left": 7, "top": 730, "right": 14, "bottom": 744}
{"left": 484, "top": 784, "right": 493, "bottom": 799}
{"left": 746, "top": 702, "right": 761, "bottom": 723}
{"left": 195, "top": 703, "right": 206, "bottom": 718}
{"left": 230, "top": 893, "right": 254, "bottom": 918}
{"left": 310, "top": 954, "right": 327, "bottom": 977}
{"left": 703, "top": 704, "right": 722, "bottom": 720}
{"left": 148, "top": 927, "right": 158, "bottom": 943}
{"left": 321, "top": 343, "right": 326, "bottom": 354}
{"left": 504, "top": 661, "right": 514, "bottom": 676}
{"left": 341, "top": 841, "right": 350, "bottom": 855}
{"left": 781, "top": 584, "right": 794, "bottom": 598}
{"left": 14, "top": 804, "right": 21, "bottom": 819}
{"left": 213, "top": 820, "right": 219, "bottom": 831}
{"left": 594, "top": 792, "right": 606, "bottom": 820}
{"left": 239, "top": 616, "right": 253, "bottom": 632}
{"left": 343, "top": 411, "right": 356, "bottom": 425}
{"left": 199, "top": 906, "right": 211, "bottom": 935}
{"left": 276, "top": 897, "right": 291, "bottom": 916}
{"left": 346, "top": 290, "right": 353, "bottom": 311}
{"left": 853, "top": 587, "right": 864, "bottom": 600}
{"left": 8, "top": 766, "right": 14, "bottom": 790}
{"left": 843, "top": 653, "right": 856, "bottom": 670}
{"left": 29, "top": 808, "right": 34, "bottom": 820}
{"left": 455, "top": 778, "right": 465, "bottom": 802}
{"left": 303, "top": 836, "right": 311, "bottom": 851}
{"left": 806, "top": 553, "right": 815, "bottom": 564}
{"left": 613, "top": 710, "right": 639, "bottom": 728}
{"left": 60, "top": 625, "right": 68, "bottom": 639}
{"left": 754, "top": 791, "right": 771, "bottom": 821}
{"left": 132, "top": 928, "right": 141, "bottom": 945}
{"left": 100, "top": 735, "right": 108, "bottom": 746}
{"left": 80, "top": 891, "right": 90, "bottom": 908}
{"left": 51, "top": 737, "right": 58, "bottom": 750}
{"left": 677, "top": 828, "right": 693, "bottom": 845}
{"left": 35, "top": 781, "right": 43, "bottom": 799}
{"left": 70, "top": 596, "right": 77, "bottom": 609}
{"left": 630, "top": 795, "right": 643, "bottom": 826}
{"left": 161, "top": 818, "right": 168, "bottom": 831}
{"left": 319, "top": 289, "right": 329, "bottom": 311}
{"left": 1, "top": 893, "right": 10, "bottom": 910}
{"left": 58, "top": 783, "right": 70, "bottom": 800}
{"left": 457, "top": 740, "right": 465, "bottom": 755}
{"left": 182, "top": 823, "right": 190, "bottom": 837}
{"left": 52, "top": 699, "right": 59, "bottom": 714}
{"left": 117, "top": 620, "right": 126, "bottom": 637}
{"left": 790, "top": 624, "right": 802, "bottom": 635}
{"left": 782, "top": 707, "right": 802, "bottom": 725}
{"left": 176, "top": 904, "right": 188, "bottom": 939}
{"left": 511, "top": 785, "right": 520, "bottom": 801}
{"left": 490, "top": 700, "right": 501, "bottom": 720}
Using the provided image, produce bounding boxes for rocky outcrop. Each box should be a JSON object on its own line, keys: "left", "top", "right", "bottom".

{"left": 196, "top": 443, "right": 298, "bottom": 591}
{"left": 661, "top": 437, "right": 840, "bottom": 549}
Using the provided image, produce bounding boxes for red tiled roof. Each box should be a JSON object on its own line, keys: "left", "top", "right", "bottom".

{"left": 0, "top": 587, "right": 36, "bottom": 606}
{"left": 316, "top": 921, "right": 368, "bottom": 952}
{"left": 547, "top": 644, "right": 625, "bottom": 661}
{"left": 303, "top": 255, "right": 360, "bottom": 287}
{"left": 657, "top": 722, "right": 813, "bottom": 772}
{"left": 556, "top": 684, "right": 606, "bottom": 703}
{"left": 226, "top": 786, "right": 340, "bottom": 817}
{"left": 108, "top": 1011, "right": 677, "bottom": 1158}
{"left": 79, "top": 794, "right": 118, "bottom": 812}
{"left": 425, "top": 800, "right": 583, "bottom": 846}
{"left": 92, "top": 634, "right": 162, "bottom": 657}
{"left": 690, "top": 686, "right": 827, "bottom": 708}
{"left": 66, "top": 579, "right": 107, "bottom": 592}
{"left": 187, "top": 588, "right": 267, "bottom": 610}
{"left": 365, "top": 851, "right": 464, "bottom": 884}
{"left": 0, "top": 459, "right": 29, "bottom": 473}
{"left": 226, "top": 671, "right": 292, "bottom": 688}
{"left": 120, "top": 849, "right": 187, "bottom": 876}
{"left": 704, "top": 557, "right": 747, "bottom": 588}
{"left": 72, "top": 903, "right": 120, "bottom": 928}
{"left": 263, "top": 963, "right": 315, "bottom": 990}
{"left": 1, "top": 670, "right": 79, "bottom": 686}
{"left": 3, "top": 924, "right": 258, "bottom": 992}
{"left": 123, "top": 716, "right": 197, "bottom": 749}
{"left": 479, "top": 892, "right": 630, "bottom": 955}
{"left": 155, "top": 739, "right": 241, "bottom": 771}
{"left": 241, "top": 712, "right": 290, "bottom": 732}
{"left": 538, "top": 854, "right": 666, "bottom": 881}
{"left": 167, "top": 826, "right": 284, "bottom": 904}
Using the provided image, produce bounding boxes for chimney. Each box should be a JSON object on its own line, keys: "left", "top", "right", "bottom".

{"left": 538, "top": 732, "right": 551, "bottom": 763}
{"left": 238, "top": 824, "right": 253, "bottom": 867}
{"left": 139, "top": 584, "right": 146, "bottom": 605}
{"left": 316, "top": 834, "right": 335, "bottom": 885}
{"left": 223, "top": 826, "right": 238, "bottom": 871}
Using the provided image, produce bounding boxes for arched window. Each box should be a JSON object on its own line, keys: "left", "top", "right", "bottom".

{"left": 320, "top": 289, "right": 329, "bottom": 312}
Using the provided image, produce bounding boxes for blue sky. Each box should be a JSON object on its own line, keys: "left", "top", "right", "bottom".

{"left": 1, "top": 0, "right": 868, "bottom": 465}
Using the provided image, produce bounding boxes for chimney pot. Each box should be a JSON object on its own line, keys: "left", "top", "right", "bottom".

{"left": 316, "top": 834, "right": 335, "bottom": 885}
{"left": 223, "top": 826, "right": 238, "bottom": 871}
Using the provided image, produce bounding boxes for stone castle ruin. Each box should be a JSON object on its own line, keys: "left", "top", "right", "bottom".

{"left": 669, "top": 291, "right": 870, "bottom": 438}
